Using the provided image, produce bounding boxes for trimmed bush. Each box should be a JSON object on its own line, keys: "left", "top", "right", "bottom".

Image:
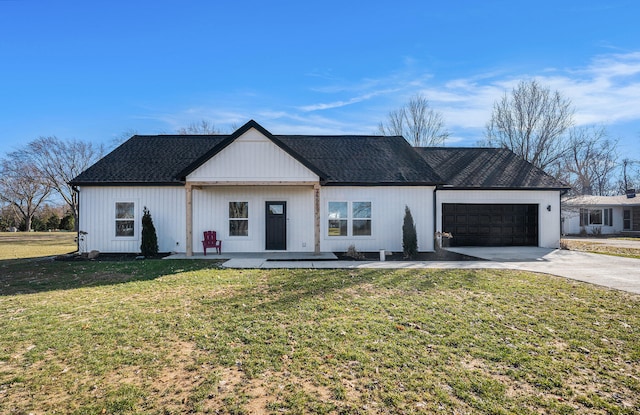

{"left": 140, "top": 206, "right": 159, "bottom": 257}
{"left": 402, "top": 205, "right": 418, "bottom": 259}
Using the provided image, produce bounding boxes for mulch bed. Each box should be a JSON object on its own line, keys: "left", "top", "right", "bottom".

{"left": 335, "top": 250, "right": 482, "bottom": 261}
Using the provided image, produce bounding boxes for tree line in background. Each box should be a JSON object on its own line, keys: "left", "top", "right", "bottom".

{"left": 0, "top": 137, "right": 105, "bottom": 232}
{"left": 380, "top": 82, "right": 640, "bottom": 196}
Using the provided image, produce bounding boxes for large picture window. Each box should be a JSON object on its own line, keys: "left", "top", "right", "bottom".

{"left": 115, "top": 202, "right": 135, "bottom": 237}
{"left": 328, "top": 201, "right": 372, "bottom": 237}
{"left": 580, "top": 208, "right": 612, "bottom": 226}
{"left": 229, "top": 202, "right": 249, "bottom": 236}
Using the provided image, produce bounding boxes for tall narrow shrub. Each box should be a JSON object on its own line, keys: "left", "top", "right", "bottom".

{"left": 402, "top": 205, "right": 418, "bottom": 259}
{"left": 140, "top": 206, "right": 159, "bottom": 257}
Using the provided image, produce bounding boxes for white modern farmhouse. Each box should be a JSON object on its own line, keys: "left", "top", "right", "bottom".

{"left": 70, "top": 120, "right": 567, "bottom": 255}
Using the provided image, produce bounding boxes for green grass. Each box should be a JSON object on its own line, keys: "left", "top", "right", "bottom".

{"left": 0, "top": 231, "right": 76, "bottom": 260}
{"left": 1, "top": 259, "right": 638, "bottom": 414}
{"left": 562, "top": 239, "right": 640, "bottom": 259}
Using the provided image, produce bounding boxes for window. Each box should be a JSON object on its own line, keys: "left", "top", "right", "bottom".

{"left": 623, "top": 209, "right": 632, "bottom": 230}
{"left": 328, "top": 201, "right": 372, "bottom": 237}
{"left": 580, "top": 208, "right": 612, "bottom": 226}
{"left": 229, "top": 202, "right": 248, "bottom": 236}
{"left": 352, "top": 202, "right": 372, "bottom": 236}
{"left": 328, "top": 202, "right": 348, "bottom": 236}
{"left": 115, "top": 202, "right": 135, "bottom": 237}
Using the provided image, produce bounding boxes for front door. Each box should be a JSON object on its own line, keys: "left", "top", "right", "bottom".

{"left": 266, "top": 201, "right": 287, "bottom": 250}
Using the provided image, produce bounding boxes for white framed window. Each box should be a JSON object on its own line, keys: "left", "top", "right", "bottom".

{"left": 115, "top": 202, "right": 135, "bottom": 237}
{"left": 229, "top": 201, "right": 249, "bottom": 236}
{"left": 328, "top": 201, "right": 372, "bottom": 237}
{"left": 580, "top": 208, "right": 612, "bottom": 226}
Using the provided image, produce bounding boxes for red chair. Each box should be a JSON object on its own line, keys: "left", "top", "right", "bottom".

{"left": 202, "top": 231, "right": 222, "bottom": 255}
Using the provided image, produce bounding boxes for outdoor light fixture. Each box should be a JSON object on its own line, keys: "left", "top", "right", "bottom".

{"left": 547, "top": 205, "right": 552, "bottom": 212}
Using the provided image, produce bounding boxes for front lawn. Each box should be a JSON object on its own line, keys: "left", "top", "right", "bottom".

{"left": 0, "top": 260, "right": 638, "bottom": 414}
{"left": 0, "top": 231, "right": 76, "bottom": 260}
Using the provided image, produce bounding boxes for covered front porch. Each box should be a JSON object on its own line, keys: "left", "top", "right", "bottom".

{"left": 184, "top": 182, "right": 322, "bottom": 256}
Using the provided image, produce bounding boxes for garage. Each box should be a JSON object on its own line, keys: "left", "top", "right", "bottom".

{"left": 442, "top": 203, "right": 538, "bottom": 247}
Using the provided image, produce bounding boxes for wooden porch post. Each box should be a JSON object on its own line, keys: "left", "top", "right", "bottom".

{"left": 314, "top": 183, "right": 320, "bottom": 255}
{"left": 186, "top": 183, "right": 193, "bottom": 257}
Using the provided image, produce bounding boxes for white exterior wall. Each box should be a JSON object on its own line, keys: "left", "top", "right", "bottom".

{"left": 192, "top": 185, "right": 315, "bottom": 253}
{"left": 78, "top": 186, "right": 186, "bottom": 253}
{"left": 562, "top": 206, "right": 625, "bottom": 235}
{"left": 435, "top": 189, "right": 561, "bottom": 248}
{"left": 188, "top": 129, "right": 318, "bottom": 182}
{"left": 320, "top": 186, "right": 435, "bottom": 253}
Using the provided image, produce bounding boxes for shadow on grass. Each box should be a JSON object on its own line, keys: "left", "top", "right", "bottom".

{"left": 0, "top": 257, "right": 222, "bottom": 296}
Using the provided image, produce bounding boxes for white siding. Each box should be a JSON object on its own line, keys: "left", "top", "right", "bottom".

{"left": 562, "top": 205, "right": 625, "bottom": 235}
{"left": 435, "top": 190, "right": 562, "bottom": 248}
{"left": 320, "top": 186, "right": 435, "bottom": 253}
{"left": 192, "top": 185, "right": 315, "bottom": 253}
{"left": 78, "top": 186, "right": 186, "bottom": 253}
{"left": 187, "top": 128, "right": 319, "bottom": 182}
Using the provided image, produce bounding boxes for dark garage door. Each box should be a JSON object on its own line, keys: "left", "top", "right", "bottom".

{"left": 442, "top": 203, "right": 538, "bottom": 247}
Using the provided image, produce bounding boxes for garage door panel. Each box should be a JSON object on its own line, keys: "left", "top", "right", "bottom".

{"left": 443, "top": 203, "right": 538, "bottom": 247}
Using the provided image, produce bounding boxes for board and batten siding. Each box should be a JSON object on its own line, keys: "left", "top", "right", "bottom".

{"left": 320, "top": 186, "right": 435, "bottom": 253}
{"left": 187, "top": 128, "right": 319, "bottom": 182}
{"left": 435, "top": 189, "right": 562, "bottom": 248}
{"left": 191, "top": 185, "right": 315, "bottom": 252}
{"left": 78, "top": 186, "right": 186, "bottom": 253}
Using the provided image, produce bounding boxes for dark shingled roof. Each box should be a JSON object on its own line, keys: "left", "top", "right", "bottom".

{"left": 276, "top": 135, "right": 442, "bottom": 185}
{"left": 70, "top": 135, "right": 226, "bottom": 185}
{"left": 415, "top": 147, "right": 568, "bottom": 189}
{"left": 70, "top": 122, "right": 442, "bottom": 186}
{"left": 70, "top": 120, "right": 566, "bottom": 190}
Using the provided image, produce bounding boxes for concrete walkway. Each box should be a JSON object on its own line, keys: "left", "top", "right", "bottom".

{"left": 220, "top": 247, "right": 640, "bottom": 294}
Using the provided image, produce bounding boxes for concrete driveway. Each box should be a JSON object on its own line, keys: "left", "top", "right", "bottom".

{"left": 446, "top": 247, "right": 640, "bottom": 294}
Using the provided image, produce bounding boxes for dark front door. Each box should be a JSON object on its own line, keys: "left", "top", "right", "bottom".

{"left": 266, "top": 201, "right": 287, "bottom": 250}
{"left": 443, "top": 203, "right": 538, "bottom": 247}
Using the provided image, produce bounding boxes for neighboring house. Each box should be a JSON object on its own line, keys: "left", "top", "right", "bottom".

{"left": 562, "top": 193, "right": 640, "bottom": 235}
{"left": 69, "top": 120, "right": 567, "bottom": 255}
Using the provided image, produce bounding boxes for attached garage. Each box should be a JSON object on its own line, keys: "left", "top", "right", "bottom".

{"left": 442, "top": 203, "right": 538, "bottom": 247}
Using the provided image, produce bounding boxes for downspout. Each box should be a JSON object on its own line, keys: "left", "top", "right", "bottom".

{"left": 72, "top": 185, "right": 80, "bottom": 253}
{"left": 433, "top": 186, "right": 438, "bottom": 252}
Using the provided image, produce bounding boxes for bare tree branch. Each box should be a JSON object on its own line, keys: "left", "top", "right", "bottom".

{"left": 177, "top": 120, "right": 221, "bottom": 135}
{"left": 560, "top": 126, "right": 618, "bottom": 195}
{"left": 15, "top": 137, "right": 105, "bottom": 230}
{"left": 0, "top": 155, "right": 51, "bottom": 231}
{"left": 379, "top": 94, "right": 449, "bottom": 146}
{"left": 485, "top": 80, "right": 574, "bottom": 174}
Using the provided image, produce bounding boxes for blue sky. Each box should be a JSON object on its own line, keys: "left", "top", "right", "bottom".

{"left": 1, "top": 0, "right": 639, "bottom": 170}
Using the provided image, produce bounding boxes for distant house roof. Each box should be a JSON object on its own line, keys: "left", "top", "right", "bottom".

{"left": 415, "top": 147, "right": 568, "bottom": 189}
{"left": 563, "top": 194, "right": 640, "bottom": 206}
{"left": 70, "top": 120, "right": 565, "bottom": 190}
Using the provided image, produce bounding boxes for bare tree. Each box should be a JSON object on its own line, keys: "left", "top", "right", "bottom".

{"left": 0, "top": 155, "right": 51, "bottom": 231}
{"left": 379, "top": 94, "right": 449, "bottom": 146}
{"left": 177, "top": 120, "right": 221, "bottom": 135}
{"left": 560, "top": 126, "right": 618, "bottom": 195}
{"left": 16, "top": 137, "right": 105, "bottom": 230}
{"left": 485, "top": 80, "right": 574, "bottom": 174}
{"left": 619, "top": 158, "right": 640, "bottom": 193}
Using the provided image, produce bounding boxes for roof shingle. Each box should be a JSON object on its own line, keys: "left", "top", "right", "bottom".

{"left": 415, "top": 147, "right": 567, "bottom": 189}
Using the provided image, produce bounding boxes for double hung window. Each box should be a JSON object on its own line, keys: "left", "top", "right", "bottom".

{"left": 229, "top": 202, "right": 249, "bottom": 236}
{"left": 115, "top": 202, "right": 135, "bottom": 237}
{"left": 328, "top": 201, "right": 371, "bottom": 237}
